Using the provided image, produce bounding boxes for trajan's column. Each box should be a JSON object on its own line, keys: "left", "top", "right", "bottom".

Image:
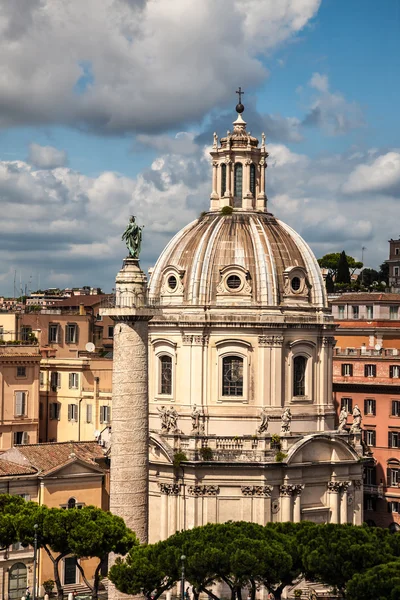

{"left": 102, "top": 216, "right": 155, "bottom": 599}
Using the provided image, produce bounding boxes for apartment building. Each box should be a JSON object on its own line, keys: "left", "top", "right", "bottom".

{"left": 332, "top": 293, "right": 400, "bottom": 529}
{"left": 386, "top": 238, "right": 400, "bottom": 289}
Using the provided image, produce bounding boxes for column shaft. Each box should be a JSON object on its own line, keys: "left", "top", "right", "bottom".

{"left": 340, "top": 490, "right": 348, "bottom": 524}
{"left": 293, "top": 494, "right": 301, "bottom": 522}
{"left": 329, "top": 492, "right": 340, "bottom": 524}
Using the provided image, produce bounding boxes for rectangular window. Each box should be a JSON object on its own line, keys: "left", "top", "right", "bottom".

{"left": 100, "top": 405, "right": 111, "bottom": 424}
{"left": 67, "top": 404, "right": 78, "bottom": 422}
{"left": 365, "top": 364, "right": 376, "bottom": 377}
{"left": 15, "top": 392, "right": 26, "bottom": 417}
{"left": 364, "top": 398, "right": 376, "bottom": 416}
{"left": 395, "top": 265, "right": 400, "bottom": 274}
{"left": 364, "top": 430, "right": 376, "bottom": 446}
{"left": 341, "top": 363, "right": 353, "bottom": 377}
{"left": 66, "top": 323, "right": 78, "bottom": 344}
{"left": 341, "top": 397, "right": 353, "bottom": 412}
{"left": 21, "top": 326, "right": 32, "bottom": 342}
{"left": 390, "top": 306, "right": 399, "bottom": 320}
{"left": 364, "top": 497, "right": 376, "bottom": 511}
{"left": 338, "top": 306, "right": 345, "bottom": 318}
{"left": 86, "top": 404, "right": 93, "bottom": 423}
{"left": 388, "top": 501, "right": 399, "bottom": 513}
{"left": 392, "top": 400, "right": 400, "bottom": 416}
{"left": 396, "top": 248, "right": 400, "bottom": 256}
{"left": 390, "top": 365, "right": 400, "bottom": 379}
{"left": 13, "top": 431, "right": 23, "bottom": 445}
{"left": 352, "top": 305, "right": 359, "bottom": 319}
{"left": 69, "top": 373, "right": 79, "bottom": 389}
{"left": 50, "top": 403, "right": 61, "bottom": 420}
{"left": 50, "top": 371, "right": 61, "bottom": 390}
{"left": 389, "top": 431, "right": 400, "bottom": 448}
{"left": 0, "top": 326, "right": 3, "bottom": 340}
{"left": 365, "top": 467, "right": 376, "bottom": 485}
{"left": 390, "top": 469, "right": 399, "bottom": 487}
{"left": 49, "top": 323, "right": 60, "bottom": 343}
{"left": 108, "top": 326, "right": 114, "bottom": 338}
{"left": 16, "top": 366, "right": 26, "bottom": 378}
{"left": 39, "top": 371, "right": 44, "bottom": 386}
{"left": 366, "top": 305, "right": 373, "bottom": 319}
{"left": 159, "top": 355, "right": 172, "bottom": 395}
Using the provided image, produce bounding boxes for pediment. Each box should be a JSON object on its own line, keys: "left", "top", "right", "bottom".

{"left": 42, "top": 458, "right": 104, "bottom": 478}
{"left": 287, "top": 433, "right": 359, "bottom": 465}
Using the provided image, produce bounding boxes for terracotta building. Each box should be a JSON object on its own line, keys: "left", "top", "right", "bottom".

{"left": 332, "top": 293, "right": 400, "bottom": 529}
{"left": 386, "top": 238, "right": 400, "bottom": 289}
{"left": 0, "top": 441, "right": 109, "bottom": 599}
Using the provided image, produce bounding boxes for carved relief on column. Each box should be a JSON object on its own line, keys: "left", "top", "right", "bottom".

{"left": 280, "top": 484, "right": 304, "bottom": 496}
{"left": 159, "top": 483, "right": 181, "bottom": 495}
{"left": 241, "top": 485, "right": 273, "bottom": 497}
{"left": 258, "top": 335, "right": 284, "bottom": 347}
{"left": 327, "top": 481, "right": 341, "bottom": 493}
{"left": 188, "top": 485, "right": 219, "bottom": 497}
{"left": 322, "top": 337, "right": 337, "bottom": 347}
{"left": 353, "top": 479, "right": 362, "bottom": 490}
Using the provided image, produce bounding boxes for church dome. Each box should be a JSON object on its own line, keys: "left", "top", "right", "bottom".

{"left": 148, "top": 211, "right": 327, "bottom": 308}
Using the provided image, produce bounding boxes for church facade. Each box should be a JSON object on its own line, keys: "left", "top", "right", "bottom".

{"left": 103, "top": 100, "right": 367, "bottom": 554}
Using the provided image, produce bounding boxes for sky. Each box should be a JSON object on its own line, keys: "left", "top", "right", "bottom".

{"left": 0, "top": 0, "right": 399, "bottom": 296}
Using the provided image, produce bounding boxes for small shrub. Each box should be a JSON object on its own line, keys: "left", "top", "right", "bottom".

{"left": 199, "top": 447, "right": 213, "bottom": 461}
{"left": 275, "top": 451, "right": 287, "bottom": 462}
{"left": 173, "top": 451, "right": 188, "bottom": 469}
{"left": 221, "top": 205, "right": 233, "bottom": 215}
{"left": 42, "top": 579, "right": 55, "bottom": 594}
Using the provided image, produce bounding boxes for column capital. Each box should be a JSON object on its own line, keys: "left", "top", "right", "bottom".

{"left": 280, "top": 484, "right": 304, "bottom": 496}
{"left": 159, "top": 483, "right": 181, "bottom": 496}
{"left": 187, "top": 484, "right": 219, "bottom": 497}
{"left": 328, "top": 480, "right": 351, "bottom": 493}
{"left": 258, "top": 335, "right": 284, "bottom": 347}
{"left": 241, "top": 485, "right": 273, "bottom": 497}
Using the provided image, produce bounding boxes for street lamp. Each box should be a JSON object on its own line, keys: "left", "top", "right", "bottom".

{"left": 180, "top": 554, "right": 186, "bottom": 600}
{"left": 32, "top": 524, "right": 38, "bottom": 600}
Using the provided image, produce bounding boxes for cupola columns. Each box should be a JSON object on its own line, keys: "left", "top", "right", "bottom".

{"left": 209, "top": 95, "right": 268, "bottom": 212}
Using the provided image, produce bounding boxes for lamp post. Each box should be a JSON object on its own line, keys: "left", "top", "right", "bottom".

{"left": 180, "top": 554, "right": 186, "bottom": 600}
{"left": 32, "top": 523, "right": 38, "bottom": 600}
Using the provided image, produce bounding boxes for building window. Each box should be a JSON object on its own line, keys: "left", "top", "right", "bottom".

{"left": 222, "top": 355, "right": 244, "bottom": 397}
{"left": 364, "top": 398, "right": 376, "bottom": 416}
{"left": 69, "top": 373, "right": 79, "bottom": 389}
{"left": 365, "top": 364, "right": 376, "bottom": 378}
{"left": 390, "top": 306, "right": 399, "bottom": 320}
{"left": 100, "top": 405, "right": 111, "bottom": 424}
{"left": 341, "top": 363, "right": 353, "bottom": 377}
{"left": 395, "top": 266, "right": 400, "bottom": 275}
{"left": 15, "top": 392, "right": 27, "bottom": 417}
{"left": 68, "top": 404, "right": 78, "bottom": 422}
{"left": 64, "top": 556, "right": 77, "bottom": 585}
{"left": 66, "top": 323, "right": 78, "bottom": 344}
{"left": 221, "top": 163, "right": 226, "bottom": 196}
{"left": 352, "top": 305, "right": 359, "bottom": 319}
{"left": 388, "top": 467, "right": 400, "bottom": 487}
{"left": 366, "top": 305, "right": 373, "bottom": 319}
{"left": 50, "top": 403, "right": 61, "bottom": 420}
{"left": 86, "top": 404, "right": 93, "bottom": 423}
{"left": 40, "top": 371, "right": 44, "bottom": 386}
{"left": 392, "top": 400, "right": 400, "bottom": 416}
{"left": 388, "top": 501, "right": 399, "bottom": 513}
{"left": 364, "top": 497, "right": 376, "bottom": 511}
{"left": 13, "top": 431, "right": 29, "bottom": 445}
{"left": 234, "top": 163, "right": 243, "bottom": 205}
{"left": 293, "top": 355, "right": 307, "bottom": 397}
{"left": 338, "top": 306, "right": 345, "bottom": 318}
{"left": 21, "top": 326, "right": 32, "bottom": 342}
{"left": 159, "top": 355, "right": 172, "bottom": 395}
{"left": 396, "top": 248, "right": 400, "bottom": 256}
{"left": 49, "top": 323, "right": 60, "bottom": 343}
{"left": 389, "top": 431, "right": 400, "bottom": 448}
{"left": 390, "top": 365, "right": 400, "bottom": 379}
{"left": 365, "top": 466, "right": 376, "bottom": 485}
{"left": 50, "top": 371, "right": 61, "bottom": 390}
{"left": 16, "top": 366, "right": 26, "bottom": 378}
{"left": 107, "top": 326, "right": 114, "bottom": 338}
{"left": 226, "top": 274, "right": 242, "bottom": 290}
{"left": 364, "top": 430, "right": 376, "bottom": 447}
{"left": 167, "top": 276, "right": 177, "bottom": 291}
{"left": 250, "top": 163, "right": 256, "bottom": 196}
{"left": 0, "top": 326, "right": 3, "bottom": 341}
{"left": 68, "top": 497, "right": 76, "bottom": 509}
{"left": 8, "top": 562, "right": 27, "bottom": 600}
{"left": 341, "top": 397, "right": 353, "bottom": 412}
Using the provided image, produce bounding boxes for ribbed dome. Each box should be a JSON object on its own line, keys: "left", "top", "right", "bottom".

{"left": 148, "top": 212, "right": 327, "bottom": 308}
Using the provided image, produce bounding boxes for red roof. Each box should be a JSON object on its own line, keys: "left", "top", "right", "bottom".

{"left": 332, "top": 293, "right": 400, "bottom": 304}
{"left": 0, "top": 459, "right": 37, "bottom": 476}
{"left": 55, "top": 295, "right": 111, "bottom": 308}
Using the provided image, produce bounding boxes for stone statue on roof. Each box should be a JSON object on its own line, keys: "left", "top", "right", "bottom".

{"left": 122, "top": 215, "right": 143, "bottom": 259}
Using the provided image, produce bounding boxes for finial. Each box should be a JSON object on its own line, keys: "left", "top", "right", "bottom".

{"left": 235, "top": 86, "right": 245, "bottom": 114}
{"left": 213, "top": 132, "right": 218, "bottom": 149}
{"left": 261, "top": 132, "right": 266, "bottom": 148}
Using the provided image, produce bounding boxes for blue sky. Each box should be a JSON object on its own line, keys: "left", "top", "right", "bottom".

{"left": 0, "top": 0, "right": 398, "bottom": 295}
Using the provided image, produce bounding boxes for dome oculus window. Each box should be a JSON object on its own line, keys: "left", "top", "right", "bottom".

{"left": 226, "top": 274, "right": 242, "bottom": 290}
{"left": 167, "top": 275, "right": 178, "bottom": 291}
{"left": 291, "top": 276, "right": 301, "bottom": 292}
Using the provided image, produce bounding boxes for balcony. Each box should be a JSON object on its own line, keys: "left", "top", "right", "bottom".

{"left": 364, "top": 483, "right": 384, "bottom": 498}
{"left": 335, "top": 347, "right": 400, "bottom": 359}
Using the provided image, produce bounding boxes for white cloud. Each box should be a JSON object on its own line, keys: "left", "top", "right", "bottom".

{"left": 0, "top": 0, "right": 321, "bottom": 134}
{"left": 343, "top": 152, "right": 400, "bottom": 194}
{"left": 28, "top": 143, "right": 68, "bottom": 169}
{"left": 309, "top": 72, "right": 329, "bottom": 92}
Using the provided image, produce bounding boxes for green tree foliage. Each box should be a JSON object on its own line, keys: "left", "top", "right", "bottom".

{"left": 318, "top": 252, "right": 363, "bottom": 278}
{"left": 0, "top": 494, "right": 28, "bottom": 550}
{"left": 379, "top": 261, "right": 389, "bottom": 284}
{"left": 325, "top": 272, "right": 335, "bottom": 293}
{"left": 346, "top": 560, "right": 400, "bottom": 600}
{"left": 359, "top": 268, "right": 380, "bottom": 287}
{"left": 299, "top": 524, "right": 394, "bottom": 597}
{"left": 336, "top": 251, "right": 351, "bottom": 284}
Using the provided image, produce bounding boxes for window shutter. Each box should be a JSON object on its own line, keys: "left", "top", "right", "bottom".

{"left": 349, "top": 398, "right": 353, "bottom": 413}
{"left": 372, "top": 431, "right": 376, "bottom": 446}
{"left": 75, "top": 325, "right": 79, "bottom": 344}
{"left": 373, "top": 364, "right": 376, "bottom": 377}
{"left": 15, "top": 392, "right": 23, "bottom": 416}
{"left": 106, "top": 406, "right": 111, "bottom": 423}
{"left": 68, "top": 404, "right": 72, "bottom": 421}
{"left": 69, "top": 373, "right": 73, "bottom": 389}
{"left": 57, "top": 372, "right": 61, "bottom": 387}
{"left": 364, "top": 399, "right": 368, "bottom": 414}
{"left": 22, "top": 432, "right": 29, "bottom": 444}
{"left": 86, "top": 404, "right": 92, "bottom": 423}
{"left": 373, "top": 399, "right": 376, "bottom": 415}
{"left": 100, "top": 407, "right": 104, "bottom": 424}
{"left": 364, "top": 365, "right": 368, "bottom": 377}
{"left": 389, "top": 432, "right": 392, "bottom": 447}
{"left": 56, "top": 404, "right": 61, "bottom": 420}
{"left": 341, "top": 364, "right": 345, "bottom": 376}
{"left": 388, "top": 501, "right": 392, "bottom": 513}
{"left": 74, "top": 405, "right": 78, "bottom": 421}
{"left": 390, "top": 365, "right": 394, "bottom": 378}
{"left": 387, "top": 467, "right": 392, "bottom": 485}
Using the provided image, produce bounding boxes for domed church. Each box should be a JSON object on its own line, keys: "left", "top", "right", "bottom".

{"left": 103, "top": 97, "right": 366, "bottom": 563}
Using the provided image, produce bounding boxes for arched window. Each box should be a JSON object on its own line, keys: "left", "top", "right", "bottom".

{"left": 234, "top": 163, "right": 243, "bottom": 206}
{"left": 159, "top": 355, "right": 172, "bottom": 395}
{"left": 222, "top": 355, "right": 243, "bottom": 396}
{"left": 250, "top": 164, "right": 256, "bottom": 197}
{"left": 8, "top": 563, "right": 27, "bottom": 600}
{"left": 67, "top": 497, "right": 76, "bottom": 509}
{"left": 221, "top": 163, "right": 227, "bottom": 196}
{"left": 293, "top": 355, "right": 307, "bottom": 396}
